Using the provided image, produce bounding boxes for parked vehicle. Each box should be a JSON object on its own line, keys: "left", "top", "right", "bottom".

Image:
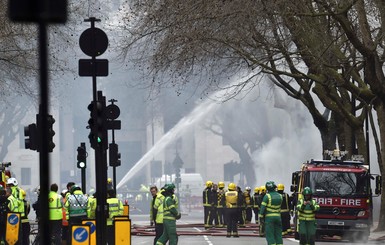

{"left": 291, "top": 149, "right": 382, "bottom": 242}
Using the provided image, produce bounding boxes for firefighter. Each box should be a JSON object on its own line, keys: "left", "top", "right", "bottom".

{"left": 258, "top": 185, "right": 267, "bottom": 236}
{"left": 259, "top": 181, "right": 283, "bottom": 245}
{"left": 106, "top": 189, "right": 124, "bottom": 245}
{"left": 296, "top": 187, "right": 320, "bottom": 245}
{"left": 20, "top": 189, "right": 30, "bottom": 245}
{"left": 61, "top": 189, "right": 69, "bottom": 245}
{"left": 277, "top": 183, "right": 292, "bottom": 235}
{"left": 7, "top": 178, "right": 24, "bottom": 244}
{"left": 203, "top": 180, "right": 213, "bottom": 229}
{"left": 152, "top": 186, "right": 165, "bottom": 245}
{"left": 252, "top": 187, "right": 260, "bottom": 224}
{"left": 156, "top": 183, "right": 181, "bottom": 245}
{"left": 64, "top": 185, "right": 88, "bottom": 226}
{"left": 216, "top": 181, "right": 226, "bottom": 227}
{"left": 244, "top": 186, "right": 253, "bottom": 224}
{"left": 237, "top": 186, "right": 246, "bottom": 227}
{"left": 48, "top": 183, "right": 63, "bottom": 245}
{"left": 150, "top": 185, "right": 158, "bottom": 226}
{"left": 7, "top": 186, "right": 22, "bottom": 244}
{"left": 209, "top": 183, "right": 219, "bottom": 227}
{"left": 225, "top": 182, "right": 240, "bottom": 238}
{"left": 0, "top": 186, "right": 9, "bottom": 244}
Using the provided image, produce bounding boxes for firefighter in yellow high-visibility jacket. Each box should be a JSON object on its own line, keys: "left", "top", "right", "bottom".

{"left": 225, "top": 183, "right": 241, "bottom": 238}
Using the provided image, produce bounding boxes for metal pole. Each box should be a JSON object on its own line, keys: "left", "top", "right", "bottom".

{"left": 38, "top": 20, "right": 50, "bottom": 245}
{"left": 81, "top": 142, "right": 87, "bottom": 193}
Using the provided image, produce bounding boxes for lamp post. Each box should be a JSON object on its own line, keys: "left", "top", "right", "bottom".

{"left": 172, "top": 151, "right": 184, "bottom": 201}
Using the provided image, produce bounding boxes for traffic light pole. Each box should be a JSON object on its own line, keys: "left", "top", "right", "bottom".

{"left": 38, "top": 20, "right": 51, "bottom": 245}
{"left": 80, "top": 17, "right": 111, "bottom": 245}
{"left": 94, "top": 91, "right": 108, "bottom": 245}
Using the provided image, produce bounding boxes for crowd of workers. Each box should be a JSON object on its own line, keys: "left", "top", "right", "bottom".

{"left": 202, "top": 180, "right": 320, "bottom": 245}
{"left": 0, "top": 177, "right": 124, "bottom": 245}
{"left": 149, "top": 183, "right": 181, "bottom": 245}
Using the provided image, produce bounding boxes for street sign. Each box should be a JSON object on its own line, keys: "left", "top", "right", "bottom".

{"left": 8, "top": 0, "right": 67, "bottom": 23}
{"left": 79, "top": 28, "right": 108, "bottom": 57}
{"left": 6, "top": 213, "right": 20, "bottom": 245}
{"left": 79, "top": 59, "right": 109, "bottom": 77}
{"left": 82, "top": 220, "right": 96, "bottom": 245}
{"left": 72, "top": 225, "right": 90, "bottom": 245}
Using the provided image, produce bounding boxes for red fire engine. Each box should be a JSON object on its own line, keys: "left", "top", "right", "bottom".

{"left": 291, "top": 149, "right": 382, "bottom": 242}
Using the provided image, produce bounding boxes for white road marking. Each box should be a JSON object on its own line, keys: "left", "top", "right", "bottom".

{"left": 203, "top": 235, "right": 213, "bottom": 245}
{"left": 286, "top": 238, "right": 299, "bottom": 243}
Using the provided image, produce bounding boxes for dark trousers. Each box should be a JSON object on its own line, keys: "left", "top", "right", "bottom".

{"left": 49, "top": 220, "right": 62, "bottom": 245}
{"left": 204, "top": 206, "right": 212, "bottom": 228}
{"left": 107, "top": 225, "right": 114, "bottom": 245}
{"left": 154, "top": 223, "right": 164, "bottom": 245}
{"left": 21, "top": 221, "right": 30, "bottom": 245}
{"left": 208, "top": 207, "right": 219, "bottom": 226}
{"left": 225, "top": 208, "right": 238, "bottom": 236}
{"left": 245, "top": 207, "right": 252, "bottom": 223}
{"left": 281, "top": 211, "right": 292, "bottom": 234}
{"left": 217, "top": 208, "right": 225, "bottom": 226}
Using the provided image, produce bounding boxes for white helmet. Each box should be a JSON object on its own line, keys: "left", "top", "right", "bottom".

{"left": 6, "top": 177, "right": 18, "bottom": 186}
{"left": 35, "top": 185, "right": 40, "bottom": 195}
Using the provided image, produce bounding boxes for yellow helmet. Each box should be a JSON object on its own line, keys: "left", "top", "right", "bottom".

{"left": 254, "top": 187, "right": 260, "bottom": 193}
{"left": 228, "top": 182, "right": 236, "bottom": 191}
{"left": 260, "top": 185, "right": 266, "bottom": 194}
{"left": 218, "top": 181, "right": 225, "bottom": 189}
{"left": 107, "top": 178, "right": 112, "bottom": 184}
{"left": 206, "top": 181, "right": 213, "bottom": 188}
{"left": 277, "top": 183, "right": 285, "bottom": 191}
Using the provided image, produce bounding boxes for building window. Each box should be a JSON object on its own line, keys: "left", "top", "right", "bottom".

{"left": 20, "top": 168, "right": 31, "bottom": 185}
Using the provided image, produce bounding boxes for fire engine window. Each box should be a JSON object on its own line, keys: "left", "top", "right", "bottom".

{"left": 309, "top": 171, "right": 368, "bottom": 196}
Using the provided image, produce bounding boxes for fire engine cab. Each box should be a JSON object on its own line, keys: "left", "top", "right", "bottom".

{"left": 291, "top": 149, "right": 382, "bottom": 242}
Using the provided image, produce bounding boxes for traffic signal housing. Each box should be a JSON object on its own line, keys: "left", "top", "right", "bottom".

{"left": 109, "top": 143, "right": 121, "bottom": 167}
{"left": 47, "top": 114, "right": 56, "bottom": 152}
{"left": 77, "top": 143, "right": 87, "bottom": 168}
{"left": 24, "top": 123, "right": 38, "bottom": 150}
{"left": 88, "top": 97, "right": 108, "bottom": 150}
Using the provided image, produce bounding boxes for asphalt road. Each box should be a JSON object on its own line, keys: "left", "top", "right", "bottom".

{"left": 130, "top": 211, "right": 383, "bottom": 245}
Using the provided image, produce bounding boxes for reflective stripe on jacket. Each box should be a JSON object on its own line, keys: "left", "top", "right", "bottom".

{"left": 154, "top": 193, "right": 165, "bottom": 224}
{"left": 49, "top": 191, "right": 63, "bottom": 220}
{"left": 225, "top": 190, "right": 238, "bottom": 208}
{"left": 107, "top": 198, "right": 123, "bottom": 226}
{"left": 163, "top": 196, "right": 179, "bottom": 221}
{"left": 296, "top": 198, "right": 320, "bottom": 220}
{"left": 65, "top": 190, "right": 88, "bottom": 218}
{"left": 259, "top": 192, "right": 282, "bottom": 217}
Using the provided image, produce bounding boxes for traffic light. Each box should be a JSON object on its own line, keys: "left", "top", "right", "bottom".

{"left": 47, "top": 114, "right": 56, "bottom": 152}
{"left": 109, "top": 143, "right": 121, "bottom": 167}
{"left": 36, "top": 113, "right": 55, "bottom": 152}
{"left": 87, "top": 101, "right": 96, "bottom": 149}
{"left": 95, "top": 100, "right": 107, "bottom": 147}
{"left": 24, "top": 123, "right": 38, "bottom": 150}
{"left": 77, "top": 143, "right": 87, "bottom": 168}
{"left": 88, "top": 97, "right": 108, "bottom": 149}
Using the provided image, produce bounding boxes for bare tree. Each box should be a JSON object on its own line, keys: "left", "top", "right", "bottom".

{"left": 118, "top": 0, "right": 385, "bottom": 229}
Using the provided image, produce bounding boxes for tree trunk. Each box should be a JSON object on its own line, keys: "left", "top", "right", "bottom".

{"left": 374, "top": 104, "right": 385, "bottom": 231}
